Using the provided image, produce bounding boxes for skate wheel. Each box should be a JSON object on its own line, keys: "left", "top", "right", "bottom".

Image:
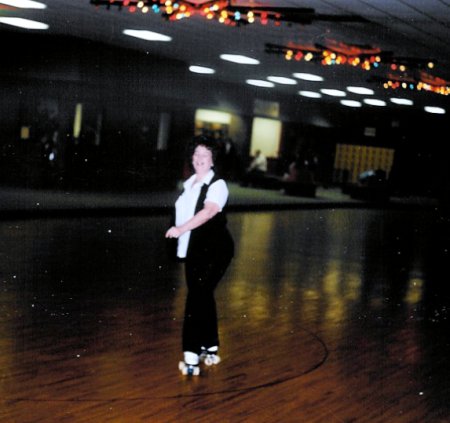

{"left": 204, "top": 354, "right": 221, "bottom": 366}
{"left": 188, "top": 366, "right": 200, "bottom": 376}
{"left": 178, "top": 361, "right": 200, "bottom": 376}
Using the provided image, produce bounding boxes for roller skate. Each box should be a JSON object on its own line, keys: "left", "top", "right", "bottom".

{"left": 179, "top": 351, "right": 200, "bottom": 376}
{"left": 200, "top": 346, "right": 221, "bottom": 366}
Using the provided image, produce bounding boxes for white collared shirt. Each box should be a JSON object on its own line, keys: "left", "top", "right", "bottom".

{"left": 175, "top": 170, "right": 228, "bottom": 258}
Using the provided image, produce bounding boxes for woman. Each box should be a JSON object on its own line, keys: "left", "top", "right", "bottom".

{"left": 165, "top": 136, "right": 234, "bottom": 376}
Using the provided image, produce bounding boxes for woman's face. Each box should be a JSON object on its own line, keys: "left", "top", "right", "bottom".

{"left": 192, "top": 145, "right": 213, "bottom": 176}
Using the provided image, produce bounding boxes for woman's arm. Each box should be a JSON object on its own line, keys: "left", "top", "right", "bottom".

{"left": 165, "top": 201, "right": 220, "bottom": 239}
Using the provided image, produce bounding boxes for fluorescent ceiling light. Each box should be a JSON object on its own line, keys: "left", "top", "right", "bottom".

{"left": 347, "top": 86, "right": 374, "bottom": 95}
{"left": 189, "top": 65, "right": 215, "bottom": 74}
{"left": 293, "top": 73, "right": 324, "bottom": 82}
{"left": 220, "top": 54, "right": 259, "bottom": 65}
{"left": 321, "top": 89, "right": 346, "bottom": 97}
{"left": 0, "top": 17, "right": 48, "bottom": 29}
{"left": 123, "top": 29, "right": 171, "bottom": 42}
{"left": 424, "top": 106, "right": 446, "bottom": 114}
{"left": 390, "top": 98, "right": 413, "bottom": 106}
{"left": 267, "top": 76, "right": 297, "bottom": 85}
{"left": 363, "top": 99, "right": 386, "bottom": 106}
{"left": 0, "top": 0, "right": 46, "bottom": 8}
{"left": 246, "top": 79, "right": 274, "bottom": 88}
{"left": 340, "top": 100, "right": 362, "bottom": 108}
{"left": 299, "top": 91, "right": 321, "bottom": 98}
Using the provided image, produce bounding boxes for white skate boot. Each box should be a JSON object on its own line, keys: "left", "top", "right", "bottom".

{"left": 179, "top": 351, "right": 200, "bottom": 376}
{"left": 200, "top": 346, "right": 221, "bottom": 366}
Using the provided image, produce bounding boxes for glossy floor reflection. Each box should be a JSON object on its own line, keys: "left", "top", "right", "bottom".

{"left": 1, "top": 209, "right": 449, "bottom": 422}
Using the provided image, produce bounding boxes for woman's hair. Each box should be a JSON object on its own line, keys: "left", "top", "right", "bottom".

{"left": 187, "top": 135, "right": 221, "bottom": 163}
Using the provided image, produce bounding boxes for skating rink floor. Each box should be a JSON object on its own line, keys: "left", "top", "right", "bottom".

{"left": 1, "top": 206, "right": 449, "bottom": 422}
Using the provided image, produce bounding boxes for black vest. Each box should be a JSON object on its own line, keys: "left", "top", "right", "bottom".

{"left": 187, "top": 174, "right": 233, "bottom": 259}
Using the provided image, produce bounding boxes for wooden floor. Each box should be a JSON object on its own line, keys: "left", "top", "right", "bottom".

{"left": 1, "top": 209, "right": 449, "bottom": 422}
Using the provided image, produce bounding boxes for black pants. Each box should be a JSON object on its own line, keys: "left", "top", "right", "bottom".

{"left": 183, "top": 241, "right": 233, "bottom": 354}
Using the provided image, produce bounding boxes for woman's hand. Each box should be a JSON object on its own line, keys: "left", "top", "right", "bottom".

{"left": 165, "top": 226, "right": 182, "bottom": 239}
{"left": 166, "top": 202, "right": 220, "bottom": 239}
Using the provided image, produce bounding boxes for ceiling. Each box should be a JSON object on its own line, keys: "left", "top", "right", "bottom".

{"left": 1, "top": 0, "right": 449, "bottom": 113}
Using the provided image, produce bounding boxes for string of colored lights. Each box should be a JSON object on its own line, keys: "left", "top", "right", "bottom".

{"left": 281, "top": 47, "right": 384, "bottom": 71}
{"left": 378, "top": 79, "right": 450, "bottom": 96}
{"left": 265, "top": 43, "right": 449, "bottom": 96}
{"left": 265, "top": 43, "right": 434, "bottom": 72}
{"left": 91, "top": 0, "right": 288, "bottom": 25}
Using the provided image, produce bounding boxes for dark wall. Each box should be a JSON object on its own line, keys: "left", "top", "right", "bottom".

{"left": 1, "top": 31, "right": 448, "bottom": 196}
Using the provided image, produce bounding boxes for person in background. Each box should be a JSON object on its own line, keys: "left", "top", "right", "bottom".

{"left": 221, "top": 137, "right": 239, "bottom": 181}
{"left": 165, "top": 135, "right": 234, "bottom": 376}
{"left": 241, "top": 149, "right": 267, "bottom": 186}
